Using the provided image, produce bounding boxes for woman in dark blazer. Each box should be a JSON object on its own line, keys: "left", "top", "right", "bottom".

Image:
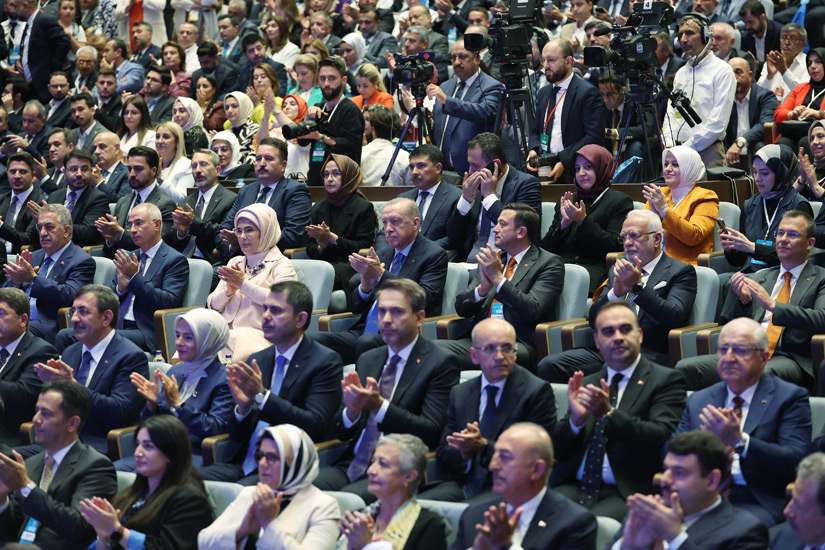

{"left": 80, "top": 415, "right": 213, "bottom": 550}
{"left": 540, "top": 144, "right": 634, "bottom": 294}
{"left": 306, "top": 154, "right": 377, "bottom": 289}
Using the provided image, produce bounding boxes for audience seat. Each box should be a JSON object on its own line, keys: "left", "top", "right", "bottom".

{"left": 697, "top": 202, "right": 741, "bottom": 273}
{"left": 291, "top": 259, "right": 335, "bottom": 332}
{"left": 327, "top": 490, "right": 367, "bottom": 514}
{"left": 532, "top": 263, "right": 591, "bottom": 359}
{"left": 541, "top": 202, "right": 556, "bottom": 237}
{"left": 117, "top": 471, "right": 136, "bottom": 492}
{"left": 93, "top": 256, "right": 116, "bottom": 285}
{"left": 597, "top": 516, "right": 622, "bottom": 549}
{"left": 552, "top": 383, "right": 569, "bottom": 423}
{"left": 205, "top": 480, "right": 244, "bottom": 517}
{"left": 811, "top": 397, "right": 825, "bottom": 440}
{"left": 419, "top": 499, "right": 469, "bottom": 548}
{"left": 421, "top": 263, "right": 470, "bottom": 339}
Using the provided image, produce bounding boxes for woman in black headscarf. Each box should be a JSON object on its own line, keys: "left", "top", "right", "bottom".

{"left": 775, "top": 47, "right": 825, "bottom": 152}
{"left": 794, "top": 119, "right": 825, "bottom": 200}
{"left": 540, "top": 144, "right": 634, "bottom": 295}
{"left": 721, "top": 144, "right": 813, "bottom": 271}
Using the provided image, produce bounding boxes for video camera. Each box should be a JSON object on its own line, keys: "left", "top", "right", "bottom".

{"left": 393, "top": 51, "right": 436, "bottom": 86}
{"left": 464, "top": 0, "right": 539, "bottom": 63}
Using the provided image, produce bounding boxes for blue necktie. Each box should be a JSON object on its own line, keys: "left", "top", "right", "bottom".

{"left": 270, "top": 354, "right": 287, "bottom": 396}
{"left": 75, "top": 351, "right": 93, "bottom": 386}
{"left": 241, "top": 353, "right": 289, "bottom": 475}
{"left": 463, "top": 385, "right": 500, "bottom": 498}
{"left": 417, "top": 190, "right": 429, "bottom": 220}
{"left": 363, "top": 253, "right": 406, "bottom": 334}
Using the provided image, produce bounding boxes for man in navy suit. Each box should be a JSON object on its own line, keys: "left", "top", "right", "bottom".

{"left": 609, "top": 430, "right": 769, "bottom": 550}
{"left": 70, "top": 93, "right": 108, "bottom": 154}
{"left": 773, "top": 452, "right": 825, "bottom": 550}
{"left": 231, "top": 34, "right": 288, "bottom": 103}
{"left": 454, "top": 133, "right": 542, "bottom": 262}
{"left": 33, "top": 285, "right": 148, "bottom": 454}
{"left": 92, "top": 132, "right": 129, "bottom": 201}
{"left": 423, "top": 319, "right": 556, "bottom": 502}
{"left": 0, "top": 151, "right": 46, "bottom": 259}
{"left": 0, "top": 288, "right": 56, "bottom": 447}
{"left": 3, "top": 204, "right": 95, "bottom": 343}
{"left": 142, "top": 66, "right": 175, "bottom": 125}
{"left": 314, "top": 197, "right": 448, "bottom": 365}
{"left": 218, "top": 15, "right": 248, "bottom": 66}
{"left": 452, "top": 423, "right": 598, "bottom": 550}
{"left": 360, "top": 8, "right": 399, "bottom": 68}
{"left": 0, "top": 101, "right": 53, "bottom": 164}
{"left": 527, "top": 39, "right": 605, "bottom": 183}
{"left": 217, "top": 137, "right": 311, "bottom": 258}
{"left": 314, "top": 278, "right": 459, "bottom": 502}
{"left": 45, "top": 72, "right": 72, "bottom": 129}
{"left": 724, "top": 57, "right": 777, "bottom": 169}
{"left": 672, "top": 317, "right": 811, "bottom": 527}
{"left": 130, "top": 22, "right": 162, "bottom": 70}
{"left": 430, "top": 39, "right": 503, "bottom": 175}
{"left": 189, "top": 42, "right": 240, "bottom": 99}
{"left": 200, "top": 281, "right": 343, "bottom": 484}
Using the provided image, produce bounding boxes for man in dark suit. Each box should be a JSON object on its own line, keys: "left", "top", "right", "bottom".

{"left": 445, "top": 203, "right": 564, "bottom": 370}
{"left": 773, "top": 452, "right": 825, "bottom": 550}
{"left": 8, "top": 0, "right": 71, "bottom": 105}
{"left": 217, "top": 137, "right": 311, "bottom": 257}
{"left": 200, "top": 281, "right": 343, "bottom": 484}
{"left": 39, "top": 127, "right": 76, "bottom": 194}
{"left": 677, "top": 210, "right": 825, "bottom": 390}
{"left": 0, "top": 100, "right": 53, "bottom": 163}
{"left": 100, "top": 39, "right": 145, "bottom": 95}
{"left": 551, "top": 302, "right": 687, "bottom": 521}
{"left": 189, "top": 42, "right": 240, "bottom": 99}
{"left": 4, "top": 204, "right": 95, "bottom": 343}
{"left": 360, "top": 8, "right": 398, "bottom": 68}
{"left": 740, "top": 0, "right": 783, "bottom": 67}
{"left": 430, "top": 39, "right": 504, "bottom": 175}
{"left": 405, "top": 5, "right": 450, "bottom": 57}
{"left": 45, "top": 149, "right": 110, "bottom": 247}
{"left": 231, "top": 34, "right": 288, "bottom": 100}
{"left": 0, "top": 288, "right": 56, "bottom": 447}
{"left": 45, "top": 72, "right": 72, "bottom": 129}
{"left": 218, "top": 15, "right": 248, "bottom": 66}
{"left": 673, "top": 317, "right": 811, "bottom": 527}
{"left": 308, "top": 11, "right": 342, "bottom": 51}
{"left": 0, "top": 379, "right": 117, "bottom": 549}
{"left": 96, "top": 146, "right": 176, "bottom": 257}
{"left": 724, "top": 57, "right": 777, "bottom": 169}
{"left": 142, "top": 66, "right": 176, "bottom": 125}
{"left": 455, "top": 133, "right": 542, "bottom": 262}
{"left": 528, "top": 39, "right": 605, "bottom": 183}
{"left": 0, "top": 151, "right": 46, "bottom": 259}
{"left": 165, "top": 149, "right": 236, "bottom": 263}
{"left": 314, "top": 278, "right": 459, "bottom": 502}
{"left": 91, "top": 131, "right": 129, "bottom": 201}
{"left": 423, "top": 319, "right": 556, "bottom": 502}
{"left": 314, "top": 197, "right": 448, "bottom": 365}
{"left": 385, "top": 26, "right": 449, "bottom": 91}
{"left": 539, "top": 209, "right": 697, "bottom": 382}
{"left": 130, "top": 22, "right": 161, "bottom": 70}
{"left": 452, "top": 423, "right": 598, "bottom": 550}
{"left": 600, "top": 70, "right": 657, "bottom": 167}
{"left": 610, "top": 430, "right": 769, "bottom": 550}
{"left": 654, "top": 32, "right": 686, "bottom": 79}
{"left": 71, "top": 46, "right": 99, "bottom": 95}
{"left": 69, "top": 93, "right": 107, "bottom": 154}
{"left": 93, "top": 70, "right": 122, "bottom": 132}
{"left": 432, "top": 0, "right": 477, "bottom": 37}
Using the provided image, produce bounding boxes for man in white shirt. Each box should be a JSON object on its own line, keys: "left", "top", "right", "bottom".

{"left": 176, "top": 22, "right": 201, "bottom": 76}
{"left": 360, "top": 104, "right": 410, "bottom": 187}
{"left": 756, "top": 23, "right": 809, "bottom": 103}
{"left": 724, "top": 56, "right": 777, "bottom": 168}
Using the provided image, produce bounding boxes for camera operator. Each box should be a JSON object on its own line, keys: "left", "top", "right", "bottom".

{"left": 430, "top": 39, "right": 504, "bottom": 175}
{"left": 385, "top": 26, "right": 450, "bottom": 91}
{"left": 297, "top": 57, "right": 365, "bottom": 186}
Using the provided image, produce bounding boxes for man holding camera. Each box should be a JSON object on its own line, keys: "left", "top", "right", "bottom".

{"left": 297, "top": 57, "right": 364, "bottom": 187}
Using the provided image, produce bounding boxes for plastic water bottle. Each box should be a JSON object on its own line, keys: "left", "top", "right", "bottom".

{"left": 448, "top": 27, "right": 457, "bottom": 50}
{"left": 153, "top": 350, "right": 164, "bottom": 362}
{"left": 224, "top": 353, "right": 233, "bottom": 366}
{"left": 236, "top": 179, "right": 245, "bottom": 188}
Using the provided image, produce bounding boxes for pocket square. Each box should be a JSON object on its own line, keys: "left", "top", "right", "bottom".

{"left": 653, "top": 281, "right": 668, "bottom": 290}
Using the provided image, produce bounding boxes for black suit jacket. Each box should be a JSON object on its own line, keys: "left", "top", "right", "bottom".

{"left": 333, "top": 337, "right": 459, "bottom": 457}
{"left": 743, "top": 19, "right": 783, "bottom": 67}
{"left": 231, "top": 335, "right": 343, "bottom": 450}
{"left": 0, "top": 332, "right": 56, "bottom": 447}
{"left": 589, "top": 253, "right": 696, "bottom": 367}
{"left": 551, "top": 357, "right": 687, "bottom": 498}
{"left": 0, "top": 186, "right": 46, "bottom": 255}
{"left": 364, "top": 31, "right": 399, "bottom": 69}
{"left": 47, "top": 185, "right": 110, "bottom": 246}
{"left": 453, "top": 489, "right": 598, "bottom": 550}
{"left": 454, "top": 245, "right": 564, "bottom": 350}
{"left": 46, "top": 99, "right": 72, "bottom": 128}
{"left": 529, "top": 74, "right": 606, "bottom": 169}
{"left": 148, "top": 94, "right": 176, "bottom": 125}
{"left": 23, "top": 13, "right": 71, "bottom": 104}
{"left": 132, "top": 44, "right": 162, "bottom": 70}
{"left": 102, "top": 185, "right": 177, "bottom": 256}
{"left": 663, "top": 54, "right": 686, "bottom": 79}
{"left": 95, "top": 95, "right": 122, "bottom": 132}
{"left": 771, "top": 523, "right": 806, "bottom": 550}
{"left": 97, "top": 161, "right": 129, "bottom": 202}
{"left": 306, "top": 194, "right": 376, "bottom": 264}
{"left": 189, "top": 62, "right": 240, "bottom": 99}
{"left": 436, "top": 366, "right": 556, "bottom": 491}
{"left": 724, "top": 82, "right": 777, "bottom": 148}
{"left": 18, "top": 126, "right": 53, "bottom": 163}
{"left": 386, "top": 181, "right": 468, "bottom": 251}
{"left": 0, "top": 441, "right": 117, "bottom": 549}
{"left": 163, "top": 184, "right": 236, "bottom": 263}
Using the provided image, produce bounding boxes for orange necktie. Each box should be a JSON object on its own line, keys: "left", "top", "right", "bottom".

{"left": 766, "top": 272, "right": 792, "bottom": 357}
{"left": 489, "top": 258, "right": 517, "bottom": 317}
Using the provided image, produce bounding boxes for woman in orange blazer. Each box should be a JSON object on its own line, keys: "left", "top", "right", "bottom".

{"left": 774, "top": 48, "right": 825, "bottom": 150}
{"left": 350, "top": 63, "right": 394, "bottom": 111}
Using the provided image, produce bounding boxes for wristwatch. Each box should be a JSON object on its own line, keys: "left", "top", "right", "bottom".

{"left": 735, "top": 137, "right": 747, "bottom": 148}
{"left": 254, "top": 391, "right": 267, "bottom": 406}
{"left": 631, "top": 282, "right": 644, "bottom": 296}
{"left": 19, "top": 480, "right": 35, "bottom": 497}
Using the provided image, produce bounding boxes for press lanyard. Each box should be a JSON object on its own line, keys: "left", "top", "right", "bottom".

{"left": 806, "top": 87, "right": 825, "bottom": 110}
{"left": 762, "top": 197, "right": 779, "bottom": 240}
{"left": 544, "top": 89, "right": 568, "bottom": 128}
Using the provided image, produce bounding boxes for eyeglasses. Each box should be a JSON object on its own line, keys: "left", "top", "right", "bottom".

{"left": 619, "top": 230, "right": 656, "bottom": 241}
{"left": 68, "top": 306, "right": 95, "bottom": 318}
{"left": 254, "top": 451, "right": 279, "bottom": 464}
{"left": 717, "top": 344, "right": 765, "bottom": 357}
{"left": 476, "top": 343, "right": 516, "bottom": 355}
{"left": 780, "top": 34, "right": 804, "bottom": 42}
{"left": 776, "top": 229, "right": 805, "bottom": 240}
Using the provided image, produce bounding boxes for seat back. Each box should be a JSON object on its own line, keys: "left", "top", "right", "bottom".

{"left": 811, "top": 397, "right": 825, "bottom": 441}
{"left": 689, "top": 266, "right": 720, "bottom": 325}
{"left": 116, "top": 471, "right": 136, "bottom": 492}
{"left": 373, "top": 201, "right": 388, "bottom": 221}
{"left": 327, "top": 490, "right": 366, "bottom": 513}
{"left": 541, "top": 202, "right": 556, "bottom": 237}
{"left": 419, "top": 499, "right": 469, "bottom": 549}
{"left": 204, "top": 480, "right": 244, "bottom": 517}
{"left": 93, "top": 257, "right": 116, "bottom": 285}
{"left": 291, "top": 259, "right": 336, "bottom": 311}
{"left": 182, "top": 258, "right": 213, "bottom": 307}
{"left": 554, "top": 264, "right": 590, "bottom": 321}
{"left": 597, "top": 516, "right": 622, "bottom": 550}
{"left": 552, "top": 383, "right": 569, "bottom": 422}
{"left": 442, "top": 263, "right": 469, "bottom": 317}
{"left": 714, "top": 202, "right": 741, "bottom": 251}
{"left": 633, "top": 201, "right": 646, "bottom": 210}
{"left": 148, "top": 361, "right": 170, "bottom": 377}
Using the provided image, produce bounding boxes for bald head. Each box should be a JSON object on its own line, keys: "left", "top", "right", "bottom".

{"left": 93, "top": 132, "right": 122, "bottom": 170}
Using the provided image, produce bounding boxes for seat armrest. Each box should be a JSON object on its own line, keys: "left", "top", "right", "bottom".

{"left": 283, "top": 247, "right": 307, "bottom": 259}
{"left": 317, "top": 312, "right": 359, "bottom": 332}
{"left": 107, "top": 426, "right": 138, "bottom": 460}
{"left": 316, "top": 439, "right": 349, "bottom": 468}
{"left": 668, "top": 323, "right": 718, "bottom": 367}
{"left": 19, "top": 422, "right": 34, "bottom": 445}
{"left": 813, "top": 335, "right": 825, "bottom": 396}
{"left": 58, "top": 307, "right": 71, "bottom": 331}
{"left": 435, "top": 314, "right": 466, "bottom": 340}
{"left": 561, "top": 320, "right": 593, "bottom": 351}
{"left": 696, "top": 325, "right": 724, "bottom": 356}
{"left": 421, "top": 314, "right": 463, "bottom": 340}
{"left": 535, "top": 318, "right": 586, "bottom": 359}
{"left": 201, "top": 434, "right": 232, "bottom": 467}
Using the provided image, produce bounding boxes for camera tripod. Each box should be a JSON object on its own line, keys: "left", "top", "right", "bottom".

{"left": 493, "top": 61, "right": 536, "bottom": 171}
{"left": 380, "top": 84, "right": 432, "bottom": 186}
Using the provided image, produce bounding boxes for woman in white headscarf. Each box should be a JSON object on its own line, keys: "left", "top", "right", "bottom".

{"left": 223, "top": 91, "right": 260, "bottom": 165}
{"left": 173, "top": 97, "right": 209, "bottom": 157}
{"left": 208, "top": 204, "right": 298, "bottom": 362}
{"left": 126, "top": 308, "right": 234, "bottom": 469}
{"left": 209, "top": 130, "right": 256, "bottom": 184}
{"left": 340, "top": 32, "right": 366, "bottom": 73}
{"left": 198, "top": 424, "right": 340, "bottom": 550}
{"left": 643, "top": 145, "right": 720, "bottom": 264}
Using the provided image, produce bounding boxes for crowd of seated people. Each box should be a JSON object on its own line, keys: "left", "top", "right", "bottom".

{"left": 7, "top": 0, "right": 825, "bottom": 547}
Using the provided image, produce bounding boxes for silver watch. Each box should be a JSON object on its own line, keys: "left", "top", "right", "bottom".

{"left": 735, "top": 137, "right": 747, "bottom": 148}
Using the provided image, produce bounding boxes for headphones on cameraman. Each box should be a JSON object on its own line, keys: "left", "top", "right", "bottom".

{"left": 679, "top": 12, "right": 711, "bottom": 46}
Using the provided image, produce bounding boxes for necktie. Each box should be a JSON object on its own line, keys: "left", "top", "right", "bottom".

{"left": 546, "top": 85, "right": 561, "bottom": 136}
{"left": 463, "top": 385, "right": 500, "bottom": 498}
{"left": 256, "top": 186, "right": 270, "bottom": 204}
{"left": 6, "top": 196, "right": 18, "bottom": 225}
{"left": 117, "top": 253, "right": 147, "bottom": 328}
{"left": 613, "top": 109, "right": 621, "bottom": 129}
{"left": 241, "top": 354, "right": 289, "bottom": 475}
{"left": 270, "top": 354, "right": 287, "bottom": 396}
{"left": 470, "top": 206, "right": 495, "bottom": 261}
{"left": 0, "top": 348, "right": 10, "bottom": 373}
{"left": 417, "top": 190, "right": 429, "bottom": 220}
{"left": 438, "top": 80, "right": 467, "bottom": 156}
{"left": 767, "top": 272, "right": 792, "bottom": 357}
{"left": 489, "top": 258, "right": 517, "bottom": 317}
{"left": 578, "top": 372, "right": 624, "bottom": 508}
{"left": 40, "top": 256, "right": 53, "bottom": 278}
{"left": 347, "top": 354, "right": 401, "bottom": 481}
{"left": 101, "top": 169, "right": 110, "bottom": 181}
{"left": 129, "top": 192, "right": 141, "bottom": 214}
{"left": 719, "top": 395, "right": 744, "bottom": 499}
{"left": 195, "top": 194, "right": 205, "bottom": 219}
{"left": 66, "top": 190, "right": 78, "bottom": 212}
{"left": 7, "top": 21, "right": 15, "bottom": 51}
{"left": 74, "top": 350, "right": 93, "bottom": 386}
{"left": 40, "top": 456, "right": 56, "bottom": 491}
{"left": 364, "top": 254, "right": 406, "bottom": 334}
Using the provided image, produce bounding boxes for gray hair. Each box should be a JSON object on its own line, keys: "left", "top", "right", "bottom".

{"left": 23, "top": 100, "right": 46, "bottom": 119}
{"left": 193, "top": 148, "right": 220, "bottom": 168}
{"left": 721, "top": 317, "right": 768, "bottom": 350}
{"left": 39, "top": 204, "right": 73, "bottom": 229}
{"left": 712, "top": 22, "right": 735, "bottom": 40}
{"left": 798, "top": 453, "right": 825, "bottom": 515}
{"left": 625, "top": 209, "right": 664, "bottom": 237}
{"left": 310, "top": 10, "right": 333, "bottom": 24}
{"left": 376, "top": 434, "right": 428, "bottom": 495}
{"left": 76, "top": 45, "right": 98, "bottom": 61}
{"left": 406, "top": 25, "right": 430, "bottom": 44}
{"left": 133, "top": 202, "right": 162, "bottom": 223}
{"left": 384, "top": 197, "right": 419, "bottom": 222}
{"left": 783, "top": 22, "right": 808, "bottom": 43}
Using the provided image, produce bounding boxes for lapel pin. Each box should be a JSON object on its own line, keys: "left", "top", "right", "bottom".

{"left": 761, "top": 399, "right": 767, "bottom": 404}
{"left": 294, "top": 363, "right": 299, "bottom": 369}
{"left": 16, "top": 353, "right": 20, "bottom": 357}
{"left": 538, "top": 521, "right": 546, "bottom": 528}
{"left": 410, "top": 259, "right": 415, "bottom": 263}
{"left": 104, "top": 360, "right": 109, "bottom": 364}
{"left": 416, "top": 359, "right": 421, "bottom": 364}
{"left": 638, "top": 380, "right": 644, "bottom": 385}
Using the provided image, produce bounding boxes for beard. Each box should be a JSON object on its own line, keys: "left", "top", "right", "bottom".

{"left": 322, "top": 83, "right": 343, "bottom": 101}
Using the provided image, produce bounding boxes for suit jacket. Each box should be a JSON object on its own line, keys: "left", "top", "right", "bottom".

{"left": 97, "top": 161, "right": 129, "bottom": 202}
{"left": 551, "top": 357, "right": 687, "bottom": 498}
{"left": 663, "top": 54, "right": 686, "bottom": 79}
{"left": 144, "top": 358, "right": 234, "bottom": 449}
{"left": 9, "top": 243, "right": 95, "bottom": 342}
{"left": 722, "top": 262, "right": 825, "bottom": 379}
{"left": 113, "top": 59, "right": 145, "bottom": 94}
{"left": 62, "top": 332, "right": 149, "bottom": 452}
{"left": 349, "top": 234, "right": 448, "bottom": 321}
{"left": 0, "top": 185, "right": 46, "bottom": 256}
{"left": 724, "top": 82, "right": 777, "bottom": 148}
{"left": 306, "top": 194, "right": 376, "bottom": 265}
{"left": 232, "top": 58, "right": 288, "bottom": 99}
{"left": 18, "top": 126, "right": 53, "bottom": 164}
{"left": 76, "top": 121, "right": 108, "bottom": 153}
{"left": 529, "top": 74, "right": 606, "bottom": 169}
{"left": 46, "top": 99, "right": 71, "bottom": 128}
{"left": 363, "top": 31, "right": 399, "bottom": 69}
{"left": 602, "top": 101, "right": 657, "bottom": 142}
{"left": 383, "top": 182, "right": 467, "bottom": 251}
{"left": 589, "top": 253, "right": 697, "bottom": 367}
{"left": 217, "top": 178, "right": 312, "bottom": 257}
{"left": 148, "top": 94, "right": 176, "bottom": 125}
{"left": 436, "top": 366, "right": 557, "bottom": 491}
{"left": 71, "top": 67, "right": 98, "bottom": 96}
{"left": 23, "top": 13, "right": 71, "bottom": 104}
{"left": 0, "top": 441, "right": 117, "bottom": 549}
{"left": 103, "top": 185, "right": 177, "bottom": 256}
{"left": 770, "top": 523, "right": 806, "bottom": 550}
{"left": 432, "top": 72, "right": 504, "bottom": 174}
{"left": 0, "top": 332, "right": 56, "bottom": 447}
{"left": 452, "top": 489, "right": 598, "bottom": 550}
{"left": 596, "top": 0, "right": 631, "bottom": 16}
{"left": 743, "top": 19, "right": 783, "bottom": 68}
{"left": 230, "top": 335, "right": 342, "bottom": 452}
{"left": 132, "top": 44, "right": 162, "bottom": 70}
{"left": 674, "top": 375, "right": 811, "bottom": 523}
{"left": 163, "top": 184, "right": 236, "bottom": 263}
{"left": 47, "top": 185, "right": 110, "bottom": 246}
{"left": 95, "top": 95, "right": 122, "bottom": 132}
{"left": 190, "top": 62, "right": 241, "bottom": 99}
{"left": 333, "top": 337, "right": 459, "bottom": 456}
{"left": 454, "top": 245, "right": 564, "bottom": 350}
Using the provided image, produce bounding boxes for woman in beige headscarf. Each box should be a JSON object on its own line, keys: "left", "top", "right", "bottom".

{"left": 208, "top": 204, "right": 297, "bottom": 361}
